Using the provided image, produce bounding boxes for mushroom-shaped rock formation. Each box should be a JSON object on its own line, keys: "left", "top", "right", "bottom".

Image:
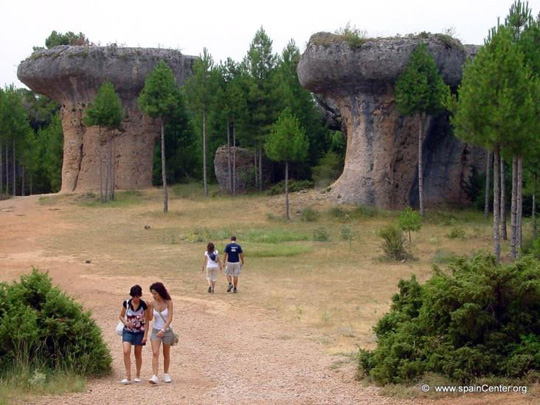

{"left": 298, "top": 33, "right": 482, "bottom": 208}
{"left": 18, "top": 45, "right": 195, "bottom": 193}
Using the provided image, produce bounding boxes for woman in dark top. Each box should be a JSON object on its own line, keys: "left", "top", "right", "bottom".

{"left": 119, "top": 285, "right": 150, "bottom": 384}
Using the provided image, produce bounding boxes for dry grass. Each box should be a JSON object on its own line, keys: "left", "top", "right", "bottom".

{"left": 40, "top": 187, "right": 495, "bottom": 355}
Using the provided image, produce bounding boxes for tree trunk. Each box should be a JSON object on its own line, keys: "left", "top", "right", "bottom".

{"left": 161, "top": 120, "right": 168, "bottom": 213}
{"left": 227, "top": 121, "right": 232, "bottom": 193}
{"left": 493, "top": 145, "right": 501, "bottom": 262}
{"left": 418, "top": 113, "right": 425, "bottom": 217}
{"left": 99, "top": 129, "right": 105, "bottom": 203}
{"left": 202, "top": 108, "right": 208, "bottom": 197}
{"left": 510, "top": 155, "right": 518, "bottom": 259}
{"left": 232, "top": 125, "right": 237, "bottom": 197}
{"left": 21, "top": 164, "right": 25, "bottom": 196}
{"left": 12, "top": 138, "right": 16, "bottom": 196}
{"left": 254, "top": 148, "right": 258, "bottom": 190}
{"left": 517, "top": 155, "right": 523, "bottom": 254}
{"left": 485, "top": 150, "right": 491, "bottom": 219}
{"left": 107, "top": 131, "right": 113, "bottom": 201}
{"left": 260, "top": 143, "right": 263, "bottom": 189}
{"left": 533, "top": 172, "right": 538, "bottom": 240}
{"left": 111, "top": 133, "right": 116, "bottom": 201}
{"left": 500, "top": 155, "right": 507, "bottom": 240}
{"left": 0, "top": 143, "right": 3, "bottom": 196}
{"left": 285, "top": 161, "right": 290, "bottom": 220}
{"left": 5, "top": 144, "right": 8, "bottom": 196}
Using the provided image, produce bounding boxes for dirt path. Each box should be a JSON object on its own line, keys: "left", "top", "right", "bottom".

{"left": 0, "top": 196, "right": 534, "bottom": 405}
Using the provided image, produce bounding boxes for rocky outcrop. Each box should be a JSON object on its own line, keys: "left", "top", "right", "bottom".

{"left": 298, "top": 33, "right": 482, "bottom": 208}
{"left": 18, "top": 45, "right": 195, "bottom": 192}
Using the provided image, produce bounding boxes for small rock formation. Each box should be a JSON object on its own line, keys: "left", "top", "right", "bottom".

{"left": 298, "top": 33, "right": 482, "bottom": 208}
{"left": 18, "top": 45, "right": 195, "bottom": 193}
{"left": 214, "top": 145, "right": 271, "bottom": 193}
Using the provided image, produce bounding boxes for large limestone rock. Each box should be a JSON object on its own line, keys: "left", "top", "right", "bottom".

{"left": 298, "top": 33, "right": 482, "bottom": 208}
{"left": 18, "top": 45, "right": 195, "bottom": 192}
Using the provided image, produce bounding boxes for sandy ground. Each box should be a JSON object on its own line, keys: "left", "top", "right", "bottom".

{"left": 0, "top": 195, "right": 535, "bottom": 405}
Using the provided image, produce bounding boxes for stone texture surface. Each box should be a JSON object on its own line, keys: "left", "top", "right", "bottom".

{"left": 298, "top": 33, "right": 482, "bottom": 208}
{"left": 18, "top": 45, "right": 195, "bottom": 192}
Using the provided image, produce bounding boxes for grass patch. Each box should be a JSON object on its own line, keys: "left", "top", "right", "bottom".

{"left": 180, "top": 227, "right": 311, "bottom": 244}
{"left": 78, "top": 190, "right": 145, "bottom": 208}
{"left": 0, "top": 366, "right": 86, "bottom": 404}
{"left": 246, "top": 244, "right": 313, "bottom": 258}
{"left": 431, "top": 249, "right": 459, "bottom": 264}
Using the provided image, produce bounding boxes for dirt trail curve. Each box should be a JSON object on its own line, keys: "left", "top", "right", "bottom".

{"left": 0, "top": 196, "right": 533, "bottom": 405}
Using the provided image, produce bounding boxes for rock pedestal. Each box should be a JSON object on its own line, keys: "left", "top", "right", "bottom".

{"left": 298, "top": 33, "right": 482, "bottom": 208}
{"left": 18, "top": 45, "right": 195, "bottom": 192}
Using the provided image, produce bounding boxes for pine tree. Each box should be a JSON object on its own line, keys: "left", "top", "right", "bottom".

{"left": 138, "top": 61, "right": 180, "bottom": 213}
{"left": 265, "top": 109, "right": 309, "bottom": 219}
{"left": 395, "top": 43, "right": 448, "bottom": 217}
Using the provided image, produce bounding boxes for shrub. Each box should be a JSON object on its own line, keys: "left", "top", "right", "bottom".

{"left": 300, "top": 207, "right": 320, "bottom": 222}
{"left": 313, "top": 227, "right": 331, "bottom": 242}
{"left": 446, "top": 225, "right": 466, "bottom": 240}
{"left": 340, "top": 224, "right": 354, "bottom": 247}
{"left": 358, "top": 254, "right": 540, "bottom": 384}
{"left": 0, "top": 269, "right": 112, "bottom": 377}
{"left": 266, "top": 180, "right": 314, "bottom": 196}
{"left": 397, "top": 207, "right": 422, "bottom": 242}
{"left": 379, "top": 223, "right": 408, "bottom": 260}
{"left": 312, "top": 151, "right": 344, "bottom": 187}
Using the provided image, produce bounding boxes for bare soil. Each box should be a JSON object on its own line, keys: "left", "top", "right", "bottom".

{"left": 0, "top": 194, "right": 535, "bottom": 405}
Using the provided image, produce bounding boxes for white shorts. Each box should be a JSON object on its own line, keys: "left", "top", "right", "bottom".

{"left": 206, "top": 267, "right": 218, "bottom": 282}
{"left": 225, "top": 262, "right": 242, "bottom": 276}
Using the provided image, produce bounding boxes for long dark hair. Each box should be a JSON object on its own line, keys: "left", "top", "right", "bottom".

{"left": 149, "top": 282, "right": 171, "bottom": 300}
{"left": 207, "top": 242, "right": 215, "bottom": 254}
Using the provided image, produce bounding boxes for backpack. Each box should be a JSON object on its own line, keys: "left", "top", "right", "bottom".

{"left": 209, "top": 251, "right": 217, "bottom": 261}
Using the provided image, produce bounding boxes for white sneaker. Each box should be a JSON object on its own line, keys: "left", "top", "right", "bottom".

{"left": 163, "top": 373, "right": 172, "bottom": 383}
{"left": 149, "top": 375, "right": 159, "bottom": 384}
{"left": 121, "top": 378, "right": 131, "bottom": 385}
{"left": 134, "top": 378, "right": 141, "bottom": 383}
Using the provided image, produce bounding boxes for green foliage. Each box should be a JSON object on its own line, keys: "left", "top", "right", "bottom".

{"left": 266, "top": 180, "right": 314, "bottom": 195}
{"left": 397, "top": 207, "right": 422, "bottom": 242}
{"left": 138, "top": 61, "right": 179, "bottom": 120}
{"left": 312, "top": 151, "right": 344, "bottom": 187}
{"left": 334, "top": 22, "right": 368, "bottom": 48}
{"left": 313, "top": 227, "right": 331, "bottom": 242}
{"left": 379, "top": 223, "right": 408, "bottom": 260}
{"left": 446, "top": 225, "right": 466, "bottom": 240}
{"left": 265, "top": 108, "right": 309, "bottom": 164}
{"left": 83, "top": 82, "right": 123, "bottom": 130}
{"left": 395, "top": 43, "right": 448, "bottom": 117}
{"left": 300, "top": 207, "right": 320, "bottom": 222}
{"left": 45, "top": 31, "right": 89, "bottom": 48}
{"left": 0, "top": 269, "right": 111, "bottom": 378}
{"left": 359, "top": 254, "right": 540, "bottom": 384}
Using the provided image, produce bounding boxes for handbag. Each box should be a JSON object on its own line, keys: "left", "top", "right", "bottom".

{"left": 116, "top": 299, "right": 128, "bottom": 336}
{"left": 156, "top": 306, "right": 179, "bottom": 346}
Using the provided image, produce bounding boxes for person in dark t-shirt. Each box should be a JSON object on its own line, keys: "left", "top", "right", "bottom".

{"left": 223, "top": 235, "right": 244, "bottom": 293}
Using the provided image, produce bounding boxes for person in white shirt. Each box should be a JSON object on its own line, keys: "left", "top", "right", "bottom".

{"left": 201, "top": 242, "right": 222, "bottom": 294}
{"left": 148, "top": 282, "right": 174, "bottom": 384}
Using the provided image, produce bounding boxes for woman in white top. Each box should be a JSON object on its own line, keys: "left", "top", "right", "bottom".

{"left": 201, "top": 242, "right": 222, "bottom": 294}
{"left": 148, "top": 282, "right": 174, "bottom": 384}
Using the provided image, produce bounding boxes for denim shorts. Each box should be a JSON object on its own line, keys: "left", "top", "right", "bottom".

{"left": 122, "top": 330, "right": 145, "bottom": 345}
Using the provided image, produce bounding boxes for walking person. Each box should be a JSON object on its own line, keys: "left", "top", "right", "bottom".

{"left": 202, "top": 242, "right": 222, "bottom": 294}
{"left": 119, "top": 285, "right": 150, "bottom": 385}
{"left": 223, "top": 235, "right": 244, "bottom": 293}
{"left": 148, "top": 282, "right": 175, "bottom": 384}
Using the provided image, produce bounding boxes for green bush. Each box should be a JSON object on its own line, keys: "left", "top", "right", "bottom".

{"left": 313, "top": 227, "right": 331, "bottom": 242}
{"left": 300, "top": 207, "right": 320, "bottom": 222}
{"left": 266, "top": 180, "right": 314, "bottom": 196}
{"left": 379, "top": 223, "right": 408, "bottom": 260}
{"left": 358, "top": 254, "right": 540, "bottom": 384}
{"left": 312, "top": 151, "right": 344, "bottom": 187}
{"left": 397, "top": 207, "right": 422, "bottom": 242}
{"left": 0, "top": 269, "right": 112, "bottom": 377}
{"left": 446, "top": 225, "right": 466, "bottom": 240}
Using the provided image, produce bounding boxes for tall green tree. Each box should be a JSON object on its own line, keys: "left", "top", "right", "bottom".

{"left": 84, "top": 81, "right": 124, "bottom": 202}
{"left": 243, "top": 27, "right": 279, "bottom": 190}
{"left": 184, "top": 48, "right": 217, "bottom": 197}
{"left": 395, "top": 43, "right": 448, "bottom": 217}
{"left": 450, "top": 24, "right": 536, "bottom": 261}
{"left": 265, "top": 109, "right": 309, "bottom": 220}
{"left": 138, "top": 61, "right": 180, "bottom": 213}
